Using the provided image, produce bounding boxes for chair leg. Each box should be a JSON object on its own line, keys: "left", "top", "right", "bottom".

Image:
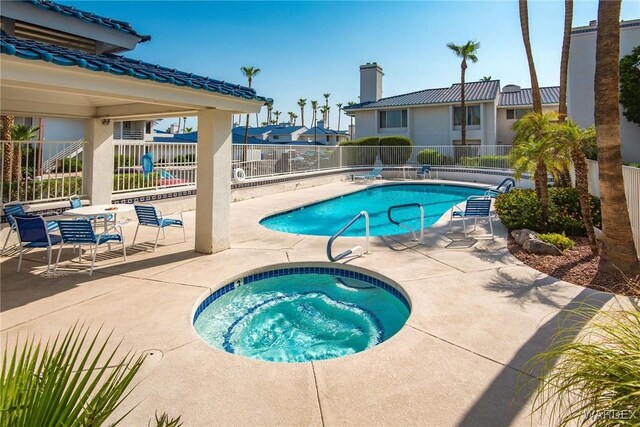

{"left": 162, "top": 227, "right": 166, "bottom": 240}
{"left": 122, "top": 236, "right": 127, "bottom": 261}
{"left": 2, "top": 229, "right": 14, "bottom": 256}
{"left": 46, "top": 246, "right": 52, "bottom": 273}
{"left": 489, "top": 217, "right": 494, "bottom": 239}
{"left": 89, "top": 245, "right": 97, "bottom": 276}
{"left": 153, "top": 227, "right": 161, "bottom": 252}
{"left": 462, "top": 218, "right": 468, "bottom": 238}
{"left": 17, "top": 245, "right": 23, "bottom": 272}
{"left": 132, "top": 224, "right": 140, "bottom": 247}
{"left": 54, "top": 243, "right": 64, "bottom": 273}
{"left": 182, "top": 225, "right": 186, "bottom": 243}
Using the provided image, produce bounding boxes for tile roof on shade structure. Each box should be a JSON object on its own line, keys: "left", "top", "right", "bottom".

{"left": 0, "top": 34, "right": 272, "bottom": 104}
{"left": 344, "top": 80, "right": 501, "bottom": 110}
{"left": 498, "top": 86, "right": 560, "bottom": 106}
{"left": 27, "top": 0, "right": 151, "bottom": 41}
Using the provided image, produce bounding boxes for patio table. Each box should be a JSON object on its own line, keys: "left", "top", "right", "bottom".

{"left": 62, "top": 204, "right": 135, "bottom": 232}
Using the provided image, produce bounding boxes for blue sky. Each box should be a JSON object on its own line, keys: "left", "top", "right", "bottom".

{"left": 77, "top": 1, "right": 638, "bottom": 131}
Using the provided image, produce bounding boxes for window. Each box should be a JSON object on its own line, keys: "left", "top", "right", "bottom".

{"left": 453, "top": 106, "right": 481, "bottom": 126}
{"left": 272, "top": 135, "right": 279, "bottom": 140}
{"left": 379, "top": 110, "right": 407, "bottom": 128}
{"left": 326, "top": 136, "right": 330, "bottom": 142}
{"left": 506, "top": 109, "right": 529, "bottom": 120}
{"left": 145, "top": 122, "right": 152, "bottom": 134}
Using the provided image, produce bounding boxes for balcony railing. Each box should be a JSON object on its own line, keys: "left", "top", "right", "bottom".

{"left": 113, "top": 129, "right": 145, "bottom": 140}
{"left": 1, "top": 140, "right": 86, "bottom": 204}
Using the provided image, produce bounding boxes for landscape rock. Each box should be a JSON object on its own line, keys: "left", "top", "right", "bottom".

{"left": 594, "top": 227, "right": 603, "bottom": 241}
{"left": 511, "top": 229, "right": 538, "bottom": 246}
{"left": 522, "top": 238, "right": 563, "bottom": 256}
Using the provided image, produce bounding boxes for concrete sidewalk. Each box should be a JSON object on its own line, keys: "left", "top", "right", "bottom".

{"left": 0, "top": 180, "right": 612, "bottom": 426}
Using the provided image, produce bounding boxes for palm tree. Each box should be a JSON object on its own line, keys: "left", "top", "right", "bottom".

{"left": 347, "top": 101, "right": 356, "bottom": 139}
{"left": 558, "top": 0, "right": 573, "bottom": 123}
{"left": 480, "top": 76, "right": 492, "bottom": 81}
{"left": 8, "top": 125, "right": 39, "bottom": 181}
{"left": 241, "top": 66, "right": 261, "bottom": 160}
{"left": 2, "top": 115, "right": 15, "bottom": 181}
{"left": 185, "top": 127, "right": 193, "bottom": 133}
{"left": 446, "top": 40, "right": 480, "bottom": 146}
{"left": 594, "top": 0, "right": 639, "bottom": 275}
{"left": 336, "top": 103, "right": 343, "bottom": 131}
{"left": 319, "top": 106, "right": 327, "bottom": 127}
{"left": 291, "top": 113, "right": 298, "bottom": 126}
{"left": 261, "top": 121, "right": 268, "bottom": 126}
{"left": 182, "top": 117, "right": 187, "bottom": 133}
{"left": 554, "top": 120, "right": 598, "bottom": 254}
{"left": 273, "top": 110, "right": 281, "bottom": 124}
{"left": 323, "top": 93, "right": 330, "bottom": 124}
{"left": 326, "top": 106, "right": 331, "bottom": 128}
{"left": 311, "top": 100, "right": 318, "bottom": 142}
{"left": 519, "top": 0, "right": 542, "bottom": 113}
{"left": 266, "top": 102, "right": 273, "bottom": 125}
{"left": 288, "top": 112, "right": 295, "bottom": 125}
{"left": 298, "top": 98, "right": 307, "bottom": 127}
{"left": 511, "top": 112, "right": 563, "bottom": 227}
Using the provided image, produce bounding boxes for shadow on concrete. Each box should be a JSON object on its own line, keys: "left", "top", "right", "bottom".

{"left": 458, "top": 277, "right": 612, "bottom": 426}
{"left": 1, "top": 247, "right": 203, "bottom": 312}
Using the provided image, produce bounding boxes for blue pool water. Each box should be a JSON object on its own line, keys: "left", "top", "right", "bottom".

{"left": 193, "top": 270, "right": 410, "bottom": 363}
{"left": 260, "top": 183, "right": 486, "bottom": 237}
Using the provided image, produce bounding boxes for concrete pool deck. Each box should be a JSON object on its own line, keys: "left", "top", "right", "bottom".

{"left": 0, "top": 179, "right": 617, "bottom": 426}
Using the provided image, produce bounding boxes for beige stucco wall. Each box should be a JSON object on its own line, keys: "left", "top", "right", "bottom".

{"left": 496, "top": 105, "right": 557, "bottom": 145}
{"left": 353, "top": 110, "right": 377, "bottom": 139}
{"left": 568, "top": 21, "right": 640, "bottom": 163}
{"left": 410, "top": 105, "right": 449, "bottom": 145}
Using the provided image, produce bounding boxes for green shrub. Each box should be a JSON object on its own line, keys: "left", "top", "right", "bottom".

{"left": 494, "top": 187, "right": 601, "bottom": 236}
{"left": 379, "top": 136, "right": 412, "bottom": 165}
{"left": 459, "top": 155, "right": 510, "bottom": 169}
{"left": 113, "top": 173, "right": 159, "bottom": 191}
{"left": 114, "top": 154, "right": 135, "bottom": 170}
{"left": 626, "top": 162, "right": 640, "bottom": 168}
{"left": 538, "top": 233, "right": 575, "bottom": 251}
{"left": 339, "top": 137, "right": 379, "bottom": 166}
{"left": 417, "top": 148, "right": 452, "bottom": 166}
{"left": 2, "top": 177, "right": 82, "bottom": 203}
{"left": 56, "top": 158, "right": 82, "bottom": 172}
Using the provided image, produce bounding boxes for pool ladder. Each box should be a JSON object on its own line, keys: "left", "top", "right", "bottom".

{"left": 387, "top": 203, "right": 425, "bottom": 244}
{"left": 326, "top": 211, "right": 370, "bottom": 262}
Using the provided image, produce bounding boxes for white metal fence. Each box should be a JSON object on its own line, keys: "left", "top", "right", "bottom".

{"left": 113, "top": 140, "right": 197, "bottom": 193}
{"left": 231, "top": 144, "right": 513, "bottom": 180}
{"left": 586, "top": 159, "right": 640, "bottom": 257}
{"left": 1, "top": 140, "right": 86, "bottom": 204}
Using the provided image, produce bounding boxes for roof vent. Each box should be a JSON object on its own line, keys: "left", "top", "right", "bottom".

{"left": 502, "top": 84, "right": 521, "bottom": 93}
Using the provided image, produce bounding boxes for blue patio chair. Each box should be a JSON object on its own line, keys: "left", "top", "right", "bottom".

{"left": 449, "top": 196, "right": 494, "bottom": 238}
{"left": 132, "top": 202, "right": 186, "bottom": 252}
{"left": 352, "top": 167, "right": 383, "bottom": 181}
{"left": 484, "top": 177, "right": 516, "bottom": 198}
{"left": 416, "top": 165, "right": 432, "bottom": 180}
{"left": 69, "top": 195, "right": 114, "bottom": 224}
{"left": 13, "top": 215, "right": 62, "bottom": 273}
{"left": 2, "top": 203, "right": 58, "bottom": 255}
{"left": 54, "top": 219, "right": 126, "bottom": 276}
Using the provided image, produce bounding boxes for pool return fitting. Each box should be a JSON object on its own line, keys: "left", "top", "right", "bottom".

{"left": 327, "top": 211, "right": 370, "bottom": 262}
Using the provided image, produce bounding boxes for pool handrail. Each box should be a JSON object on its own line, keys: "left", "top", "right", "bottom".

{"left": 387, "top": 203, "right": 425, "bottom": 244}
{"left": 327, "top": 211, "right": 370, "bottom": 262}
{"left": 485, "top": 177, "right": 516, "bottom": 197}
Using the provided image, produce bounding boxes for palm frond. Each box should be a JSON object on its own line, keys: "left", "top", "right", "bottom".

{"left": 0, "top": 324, "right": 146, "bottom": 427}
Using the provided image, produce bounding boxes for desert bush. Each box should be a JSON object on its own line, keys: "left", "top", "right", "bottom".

{"left": 538, "top": 233, "right": 575, "bottom": 251}
{"left": 417, "top": 148, "right": 452, "bottom": 166}
{"left": 379, "top": 136, "right": 412, "bottom": 165}
{"left": 494, "top": 188, "right": 601, "bottom": 235}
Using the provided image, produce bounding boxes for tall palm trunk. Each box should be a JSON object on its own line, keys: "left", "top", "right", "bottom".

{"left": 594, "top": 0, "right": 639, "bottom": 275}
{"left": 2, "top": 116, "right": 14, "bottom": 182}
{"left": 555, "top": 0, "right": 574, "bottom": 187}
{"left": 519, "top": 0, "right": 542, "bottom": 114}
{"left": 572, "top": 147, "right": 597, "bottom": 253}
{"left": 300, "top": 107, "right": 305, "bottom": 127}
{"left": 460, "top": 60, "right": 467, "bottom": 146}
{"left": 337, "top": 111, "right": 341, "bottom": 132}
{"left": 534, "top": 162, "right": 550, "bottom": 228}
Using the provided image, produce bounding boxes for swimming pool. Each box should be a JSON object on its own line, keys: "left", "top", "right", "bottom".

{"left": 260, "top": 183, "right": 486, "bottom": 237}
{"left": 193, "top": 265, "right": 410, "bottom": 363}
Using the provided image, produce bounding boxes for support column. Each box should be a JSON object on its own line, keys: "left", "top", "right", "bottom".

{"left": 84, "top": 118, "right": 113, "bottom": 205}
{"left": 195, "top": 109, "right": 232, "bottom": 254}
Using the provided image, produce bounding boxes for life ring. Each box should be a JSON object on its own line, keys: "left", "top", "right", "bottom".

{"left": 233, "top": 168, "right": 246, "bottom": 182}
